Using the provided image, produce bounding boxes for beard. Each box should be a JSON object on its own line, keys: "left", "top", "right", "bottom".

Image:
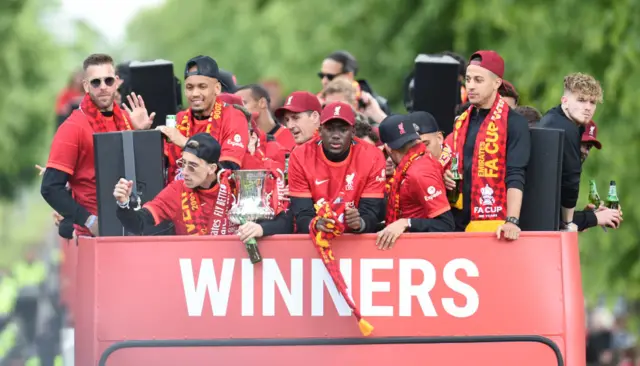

{"left": 90, "top": 91, "right": 115, "bottom": 111}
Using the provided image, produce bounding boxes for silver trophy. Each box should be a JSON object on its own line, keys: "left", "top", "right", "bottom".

{"left": 220, "top": 169, "right": 283, "bottom": 264}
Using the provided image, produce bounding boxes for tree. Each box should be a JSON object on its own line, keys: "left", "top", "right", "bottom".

{"left": 0, "top": 0, "right": 65, "bottom": 202}
{"left": 125, "top": 0, "right": 640, "bottom": 301}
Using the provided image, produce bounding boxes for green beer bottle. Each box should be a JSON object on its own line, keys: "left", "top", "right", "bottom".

{"left": 605, "top": 180, "right": 619, "bottom": 210}
{"left": 588, "top": 180, "right": 602, "bottom": 208}
{"left": 447, "top": 153, "right": 462, "bottom": 204}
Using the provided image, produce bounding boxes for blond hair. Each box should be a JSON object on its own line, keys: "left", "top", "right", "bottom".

{"left": 563, "top": 72, "right": 603, "bottom": 103}
{"left": 322, "top": 78, "right": 357, "bottom": 105}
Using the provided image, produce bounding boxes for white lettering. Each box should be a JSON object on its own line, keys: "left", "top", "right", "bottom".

{"left": 241, "top": 259, "right": 254, "bottom": 316}
{"left": 442, "top": 258, "right": 480, "bottom": 318}
{"left": 262, "top": 259, "right": 304, "bottom": 316}
{"left": 360, "top": 259, "right": 394, "bottom": 316}
{"left": 180, "top": 258, "right": 234, "bottom": 316}
{"left": 311, "top": 259, "right": 352, "bottom": 316}
{"left": 398, "top": 259, "right": 437, "bottom": 316}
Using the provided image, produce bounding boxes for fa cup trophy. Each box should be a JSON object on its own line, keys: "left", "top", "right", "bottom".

{"left": 226, "top": 169, "right": 282, "bottom": 264}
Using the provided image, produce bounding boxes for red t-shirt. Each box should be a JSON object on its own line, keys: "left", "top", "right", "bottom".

{"left": 167, "top": 103, "right": 250, "bottom": 182}
{"left": 398, "top": 155, "right": 451, "bottom": 219}
{"left": 46, "top": 111, "right": 119, "bottom": 236}
{"left": 144, "top": 180, "right": 236, "bottom": 235}
{"left": 288, "top": 138, "right": 386, "bottom": 209}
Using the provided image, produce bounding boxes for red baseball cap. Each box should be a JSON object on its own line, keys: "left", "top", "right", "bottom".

{"left": 469, "top": 50, "right": 505, "bottom": 78}
{"left": 217, "top": 93, "right": 243, "bottom": 106}
{"left": 320, "top": 101, "right": 355, "bottom": 126}
{"left": 274, "top": 91, "right": 322, "bottom": 119}
{"left": 582, "top": 120, "right": 602, "bottom": 149}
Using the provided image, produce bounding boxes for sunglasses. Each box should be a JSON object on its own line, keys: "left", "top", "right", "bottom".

{"left": 89, "top": 77, "right": 116, "bottom": 88}
{"left": 176, "top": 159, "right": 201, "bottom": 173}
{"left": 317, "top": 72, "right": 344, "bottom": 81}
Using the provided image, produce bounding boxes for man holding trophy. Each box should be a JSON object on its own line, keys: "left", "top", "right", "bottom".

{"left": 113, "top": 133, "right": 292, "bottom": 246}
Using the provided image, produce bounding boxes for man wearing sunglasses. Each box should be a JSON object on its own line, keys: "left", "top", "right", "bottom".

{"left": 114, "top": 133, "right": 291, "bottom": 241}
{"left": 317, "top": 50, "right": 391, "bottom": 114}
{"left": 41, "top": 53, "right": 154, "bottom": 237}
{"left": 159, "top": 56, "right": 250, "bottom": 182}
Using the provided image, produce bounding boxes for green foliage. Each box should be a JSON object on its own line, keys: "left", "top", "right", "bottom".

{"left": 0, "top": 0, "right": 63, "bottom": 201}
{"left": 125, "top": 0, "right": 640, "bottom": 300}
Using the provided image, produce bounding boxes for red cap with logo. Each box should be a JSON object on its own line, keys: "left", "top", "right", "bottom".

{"left": 274, "top": 91, "right": 322, "bottom": 119}
{"left": 582, "top": 120, "right": 602, "bottom": 149}
{"left": 320, "top": 101, "right": 356, "bottom": 126}
{"left": 469, "top": 50, "right": 505, "bottom": 78}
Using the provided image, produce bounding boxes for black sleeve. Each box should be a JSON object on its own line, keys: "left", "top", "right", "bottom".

{"left": 115, "top": 206, "right": 156, "bottom": 235}
{"left": 357, "top": 198, "right": 385, "bottom": 233}
{"left": 219, "top": 161, "right": 240, "bottom": 171}
{"left": 58, "top": 218, "right": 75, "bottom": 239}
{"left": 505, "top": 111, "right": 531, "bottom": 191}
{"left": 574, "top": 210, "right": 598, "bottom": 232}
{"left": 258, "top": 210, "right": 294, "bottom": 236}
{"left": 560, "top": 128, "right": 582, "bottom": 208}
{"left": 291, "top": 197, "right": 315, "bottom": 234}
{"left": 408, "top": 210, "right": 455, "bottom": 232}
{"left": 41, "top": 168, "right": 91, "bottom": 226}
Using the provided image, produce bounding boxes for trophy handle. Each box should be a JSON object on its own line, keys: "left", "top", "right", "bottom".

{"left": 231, "top": 193, "right": 237, "bottom": 206}
{"left": 274, "top": 168, "right": 285, "bottom": 182}
{"left": 217, "top": 168, "right": 235, "bottom": 183}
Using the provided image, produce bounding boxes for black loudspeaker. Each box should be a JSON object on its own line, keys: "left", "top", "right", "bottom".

{"left": 94, "top": 130, "right": 174, "bottom": 236}
{"left": 519, "top": 127, "right": 564, "bottom": 231}
{"left": 413, "top": 54, "right": 460, "bottom": 137}
{"left": 128, "top": 60, "right": 179, "bottom": 130}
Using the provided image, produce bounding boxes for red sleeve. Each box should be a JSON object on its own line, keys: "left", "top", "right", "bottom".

{"left": 219, "top": 107, "right": 250, "bottom": 167}
{"left": 273, "top": 127, "right": 296, "bottom": 152}
{"left": 46, "top": 120, "right": 83, "bottom": 175}
{"left": 287, "top": 148, "right": 311, "bottom": 198}
{"left": 360, "top": 147, "right": 386, "bottom": 199}
{"left": 143, "top": 180, "right": 182, "bottom": 225}
{"left": 242, "top": 152, "right": 264, "bottom": 170}
{"left": 408, "top": 162, "right": 451, "bottom": 219}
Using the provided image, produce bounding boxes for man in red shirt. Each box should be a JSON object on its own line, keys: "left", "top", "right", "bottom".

{"left": 236, "top": 84, "right": 296, "bottom": 152}
{"left": 288, "top": 101, "right": 386, "bottom": 234}
{"left": 376, "top": 115, "right": 455, "bottom": 249}
{"left": 41, "top": 53, "right": 154, "bottom": 237}
{"left": 158, "top": 56, "right": 250, "bottom": 181}
{"left": 274, "top": 91, "right": 322, "bottom": 145}
{"left": 114, "top": 133, "right": 291, "bottom": 240}
{"left": 409, "top": 111, "right": 453, "bottom": 172}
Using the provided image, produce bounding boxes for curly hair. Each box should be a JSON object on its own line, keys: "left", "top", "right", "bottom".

{"left": 563, "top": 73, "right": 603, "bottom": 103}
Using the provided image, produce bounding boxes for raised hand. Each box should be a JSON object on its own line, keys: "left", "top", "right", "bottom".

{"left": 122, "top": 92, "right": 155, "bottom": 130}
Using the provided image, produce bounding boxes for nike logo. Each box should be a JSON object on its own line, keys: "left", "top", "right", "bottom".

{"left": 315, "top": 179, "right": 329, "bottom": 185}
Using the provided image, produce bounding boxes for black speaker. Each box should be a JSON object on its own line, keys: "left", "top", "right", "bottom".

{"left": 413, "top": 54, "right": 460, "bottom": 136}
{"left": 94, "top": 130, "right": 174, "bottom": 236}
{"left": 519, "top": 127, "right": 564, "bottom": 231}
{"left": 128, "top": 60, "right": 179, "bottom": 130}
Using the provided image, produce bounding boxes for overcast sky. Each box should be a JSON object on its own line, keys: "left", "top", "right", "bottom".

{"left": 56, "top": 0, "right": 165, "bottom": 43}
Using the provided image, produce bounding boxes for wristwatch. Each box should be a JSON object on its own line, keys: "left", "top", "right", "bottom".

{"left": 85, "top": 215, "right": 97, "bottom": 229}
{"left": 505, "top": 216, "right": 520, "bottom": 227}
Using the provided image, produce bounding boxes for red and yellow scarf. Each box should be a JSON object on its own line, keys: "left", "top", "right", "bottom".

{"left": 79, "top": 93, "right": 131, "bottom": 132}
{"left": 180, "top": 170, "right": 235, "bottom": 236}
{"left": 451, "top": 93, "right": 509, "bottom": 232}
{"left": 310, "top": 193, "right": 373, "bottom": 336}
{"left": 168, "top": 100, "right": 225, "bottom": 182}
{"left": 385, "top": 143, "right": 427, "bottom": 225}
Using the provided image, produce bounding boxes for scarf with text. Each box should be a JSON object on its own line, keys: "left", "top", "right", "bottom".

{"left": 309, "top": 193, "right": 373, "bottom": 336}
{"left": 385, "top": 143, "right": 427, "bottom": 225}
{"left": 452, "top": 93, "right": 509, "bottom": 232}
{"left": 79, "top": 93, "right": 131, "bottom": 132}
{"left": 168, "top": 99, "right": 225, "bottom": 181}
{"left": 180, "top": 170, "right": 236, "bottom": 236}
